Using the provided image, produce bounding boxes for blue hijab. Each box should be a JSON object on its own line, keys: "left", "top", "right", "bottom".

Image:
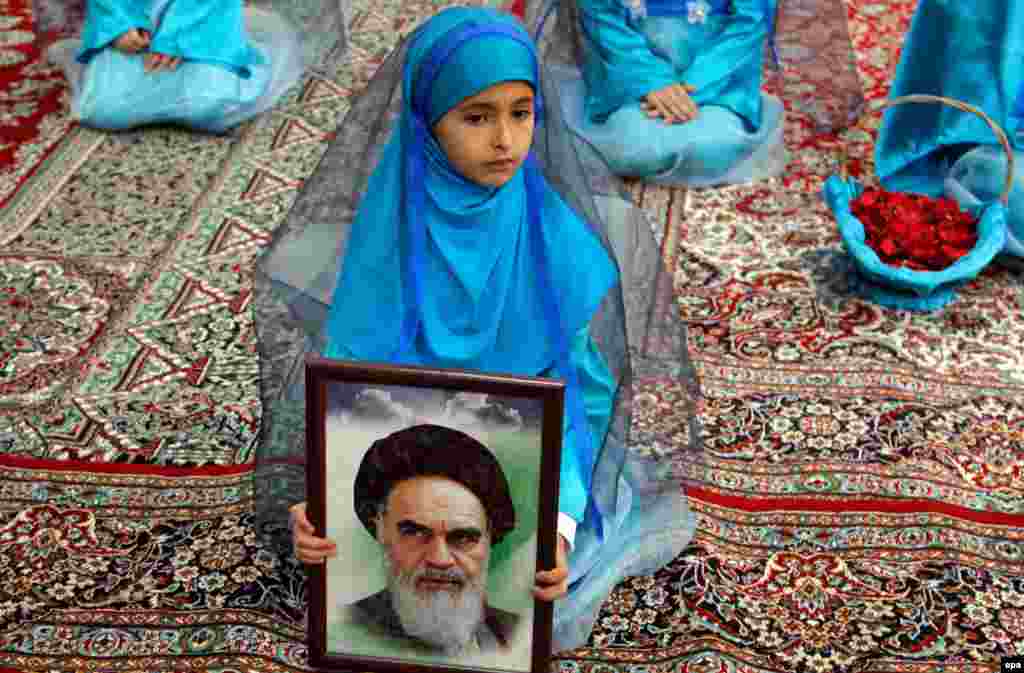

{"left": 322, "top": 8, "right": 617, "bottom": 517}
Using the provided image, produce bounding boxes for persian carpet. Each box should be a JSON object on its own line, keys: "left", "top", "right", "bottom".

{"left": 0, "top": 0, "right": 74, "bottom": 216}
{"left": 0, "top": 0, "right": 1021, "bottom": 671}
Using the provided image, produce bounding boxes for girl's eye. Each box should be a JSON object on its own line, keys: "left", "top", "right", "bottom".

{"left": 464, "top": 114, "right": 486, "bottom": 124}
{"left": 513, "top": 109, "right": 533, "bottom": 120}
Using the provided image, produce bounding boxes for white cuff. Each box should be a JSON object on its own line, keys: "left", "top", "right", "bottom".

{"left": 557, "top": 512, "right": 577, "bottom": 550}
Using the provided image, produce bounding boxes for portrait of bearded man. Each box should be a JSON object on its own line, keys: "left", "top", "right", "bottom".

{"left": 344, "top": 424, "right": 521, "bottom": 655}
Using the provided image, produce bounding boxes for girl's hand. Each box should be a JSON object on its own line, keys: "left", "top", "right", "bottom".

{"left": 533, "top": 535, "right": 571, "bottom": 602}
{"left": 642, "top": 83, "right": 698, "bottom": 124}
{"left": 144, "top": 52, "right": 182, "bottom": 73}
{"left": 113, "top": 28, "right": 150, "bottom": 54}
{"left": 290, "top": 502, "right": 338, "bottom": 565}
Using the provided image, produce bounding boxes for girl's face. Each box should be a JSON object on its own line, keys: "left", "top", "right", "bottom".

{"left": 432, "top": 81, "right": 536, "bottom": 188}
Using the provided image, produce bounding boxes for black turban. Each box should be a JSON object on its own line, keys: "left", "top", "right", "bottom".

{"left": 353, "top": 424, "right": 516, "bottom": 544}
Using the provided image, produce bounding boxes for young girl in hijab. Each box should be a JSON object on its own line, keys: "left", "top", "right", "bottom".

{"left": 533, "top": 0, "right": 788, "bottom": 186}
{"left": 875, "top": 0, "right": 1024, "bottom": 261}
{"left": 43, "top": 0, "right": 333, "bottom": 133}
{"left": 253, "top": 6, "right": 702, "bottom": 653}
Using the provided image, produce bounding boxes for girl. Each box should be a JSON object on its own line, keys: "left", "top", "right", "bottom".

{"left": 253, "top": 6, "right": 702, "bottom": 653}
{"left": 532, "top": 0, "right": 786, "bottom": 186}
{"left": 522, "top": 0, "right": 863, "bottom": 186}
{"left": 40, "top": 0, "right": 346, "bottom": 133}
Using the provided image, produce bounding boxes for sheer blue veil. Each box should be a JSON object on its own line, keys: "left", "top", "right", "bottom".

{"left": 253, "top": 7, "right": 702, "bottom": 652}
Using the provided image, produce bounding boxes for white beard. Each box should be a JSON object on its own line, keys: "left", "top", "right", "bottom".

{"left": 387, "top": 559, "right": 489, "bottom": 655}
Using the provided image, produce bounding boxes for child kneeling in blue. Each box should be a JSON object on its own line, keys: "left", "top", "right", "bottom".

{"left": 253, "top": 6, "right": 702, "bottom": 655}
{"left": 46, "top": 0, "right": 325, "bottom": 133}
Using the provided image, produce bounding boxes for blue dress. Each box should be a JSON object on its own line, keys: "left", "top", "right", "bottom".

{"left": 875, "top": 0, "right": 1024, "bottom": 257}
{"left": 558, "top": 0, "right": 786, "bottom": 186}
{"left": 48, "top": 0, "right": 305, "bottom": 133}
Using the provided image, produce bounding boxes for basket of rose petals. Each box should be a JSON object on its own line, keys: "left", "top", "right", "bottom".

{"left": 823, "top": 94, "right": 1010, "bottom": 311}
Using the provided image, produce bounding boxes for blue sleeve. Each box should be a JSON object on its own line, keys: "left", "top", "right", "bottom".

{"left": 76, "top": 0, "right": 153, "bottom": 64}
{"left": 148, "top": 0, "right": 265, "bottom": 76}
{"left": 556, "top": 326, "right": 616, "bottom": 523}
{"left": 577, "top": 0, "right": 679, "bottom": 122}
{"left": 683, "top": 0, "right": 771, "bottom": 130}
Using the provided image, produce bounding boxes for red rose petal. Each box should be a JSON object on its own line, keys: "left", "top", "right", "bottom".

{"left": 850, "top": 189, "right": 979, "bottom": 272}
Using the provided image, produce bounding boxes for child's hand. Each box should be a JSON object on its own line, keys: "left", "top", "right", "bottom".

{"left": 113, "top": 28, "right": 150, "bottom": 54}
{"left": 642, "top": 83, "right": 698, "bottom": 124}
{"left": 290, "top": 502, "right": 338, "bottom": 565}
{"left": 533, "top": 534, "right": 571, "bottom": 602}
{"left": 144, "top": 52, "right": 182, "bottom": 73}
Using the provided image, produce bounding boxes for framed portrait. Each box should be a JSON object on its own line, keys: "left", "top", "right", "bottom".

{"left": 305, "top": 355, "right": 564, "bottom": 673}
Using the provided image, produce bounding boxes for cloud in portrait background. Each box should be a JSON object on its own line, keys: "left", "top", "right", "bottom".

{"left": 320, "top": 382, "right": 547, "bottom": 670}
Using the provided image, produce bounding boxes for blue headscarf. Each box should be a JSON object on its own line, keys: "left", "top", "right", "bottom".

{"left": 322, "top": 7, "right": 618, "bottom": 527}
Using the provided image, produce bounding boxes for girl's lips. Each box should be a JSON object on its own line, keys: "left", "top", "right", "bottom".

{"left": 486, "top": 159, "right": 517, "bottom": 171}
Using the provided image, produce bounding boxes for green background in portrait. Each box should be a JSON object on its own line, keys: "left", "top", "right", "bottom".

{"left": 483, "top": 427, "right": 541, "bottom": 572}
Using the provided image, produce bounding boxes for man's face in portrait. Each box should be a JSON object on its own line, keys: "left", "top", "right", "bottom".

{"left": 375, "top": 475, "right": 492, "bottom": 652}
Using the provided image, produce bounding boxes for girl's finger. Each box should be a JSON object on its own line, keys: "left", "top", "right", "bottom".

{"left": 296, "top": 545, "right": 332, "bottom": 559}
{"left": 673, "top": 85, "right": 695, "bottom": 113}
{"left": 670, "top": 88, "right": 692, "bottom": 120}
{"left": 655, "top": 100, "right": 675, "bottom": 124}
{"left": 667, "top": 90, "right": 687, "bottom": 120}
{"left": 296, "top": 539, "right": 337, "bottom": 553}
{"left": 532, "top": 584, "right": 567, "bottom": 601}
{"left": 536, "top": 568, "right": 568, "bottom": 584}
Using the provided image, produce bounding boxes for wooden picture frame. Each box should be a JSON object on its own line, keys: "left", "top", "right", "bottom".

{"left": 305, "top": 355, "right": 564, "bottom": 673}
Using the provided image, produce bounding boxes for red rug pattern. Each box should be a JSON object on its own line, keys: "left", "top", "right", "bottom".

{"left": 0, "top": 0, "right": 74, "bottom": 212}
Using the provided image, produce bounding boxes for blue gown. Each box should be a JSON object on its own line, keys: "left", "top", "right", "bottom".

{"left": 48, "top": 0, "right": 305, "bottom": 133}
{"left": 559, "top": 0, "right": 786, "bottom": 186}
{"left": 875, "top": 0, "right": 1024, "bottom": 257}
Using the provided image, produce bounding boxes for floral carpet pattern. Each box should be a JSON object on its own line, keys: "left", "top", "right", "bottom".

{"left": 1, "top": 0, "right": 1022, "bottom": 671}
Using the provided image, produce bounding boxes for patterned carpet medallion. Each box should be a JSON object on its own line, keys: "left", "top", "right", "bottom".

{"left": 1, "top": 0, "right": 1022, "bottom": 670}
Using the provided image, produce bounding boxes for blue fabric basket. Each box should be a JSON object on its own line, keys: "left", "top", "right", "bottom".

{"left": 823, "top": 94, "right": 1011, "bottom": 312}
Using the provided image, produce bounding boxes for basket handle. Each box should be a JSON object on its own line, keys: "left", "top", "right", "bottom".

{"left": 843, "top": 94, "right": 1015, "bottom": 205}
